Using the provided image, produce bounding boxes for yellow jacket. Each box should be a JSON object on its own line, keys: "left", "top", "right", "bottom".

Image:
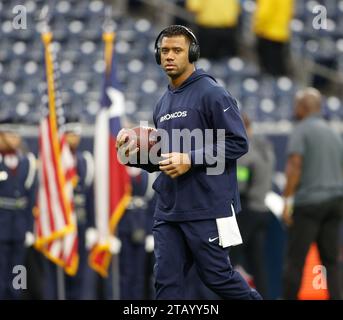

{"left": 186, "top": 0, "right": 240, "bottom": 28}
{"left": 253, "top": 0, "right": 294, "bottom": 42}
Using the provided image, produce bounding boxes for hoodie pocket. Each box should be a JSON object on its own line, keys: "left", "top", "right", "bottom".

{"left": 153, "top": 171, "right": 213, "bottom": 212}
{"left": 174, "top": 172, "right": 212, "bottom": 211}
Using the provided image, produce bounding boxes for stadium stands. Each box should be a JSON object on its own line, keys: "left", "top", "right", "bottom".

{"left": 0, "top": 0, "right": 342, "bottom": 125}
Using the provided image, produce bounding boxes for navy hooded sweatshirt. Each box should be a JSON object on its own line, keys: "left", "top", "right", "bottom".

{"left": 128, "top": 69, "right": 248, "bottom": 222}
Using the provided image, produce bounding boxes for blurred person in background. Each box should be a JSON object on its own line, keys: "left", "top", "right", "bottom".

{"left": 186, "top": 0, "right": 240, "bottom": 59}
{"left": 0, "top": 117, "right": 37, "bottom": 299}
{"left": 64, "top": 116, "right": 96, "bottom": 299}
{"left": 282, "top": 88, "right": 343, "bottom": 300}
{"left": 115, "top": 118, "right": 157, "bottom": 300}
{"left": 253, "top": 0, "right": 294, "bottom": 76}
{"left": 118, "top": 166, "right": 156, "bottom": 299}
{"left": 143, "top": 193, "right": 157, "bottom": 299}
{"left": 230, "top": 113, "right": 275, "bottom": 299}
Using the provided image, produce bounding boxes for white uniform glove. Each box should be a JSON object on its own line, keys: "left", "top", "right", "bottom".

{"left": 109, "top": 236, "right": 122, "bottom": 254}
{"left": 24, "top": 232, "right": 35, "bottom": 247}
{"left": 145, "top": 234, "right": 154, "bottom": 253}
{"left": 85, "top": 228, "right": 98, "bottom": 250}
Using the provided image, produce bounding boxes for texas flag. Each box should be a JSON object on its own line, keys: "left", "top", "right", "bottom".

{"left": 89, "top": 31, "right": 131, "bottom": 277}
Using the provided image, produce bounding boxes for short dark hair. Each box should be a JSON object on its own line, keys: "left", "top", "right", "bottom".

{"left": 158, "top": 25, "right": 194, "bottom": 45}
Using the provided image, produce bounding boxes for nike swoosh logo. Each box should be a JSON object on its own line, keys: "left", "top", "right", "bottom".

{"left": 223, "top": 106, "right": 231, "bottom": 112}
{"left": 209, "top": 237, "right": 219, "bottom": 243}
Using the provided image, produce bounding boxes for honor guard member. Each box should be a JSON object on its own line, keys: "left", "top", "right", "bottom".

{"left": 0, "top": 117, "right": 37, "bottom": 299}
{"left": 64, "top": 117, "right": 95, "bottom": 299}
{"left": 118, "top": 167, "right": 155, "bottom": 299}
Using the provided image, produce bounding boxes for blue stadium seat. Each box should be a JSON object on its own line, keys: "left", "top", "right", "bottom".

{"left": 88, "top": 0, "right": 105, "bottom": 16}
{"left": 323, "top": 96, "right": 343, "bottom": 120}
{"left": 126, "top": 58, "right": 145, "bottom": 75}
{"left": 0, "top": 2, "right": 4, "bottom": 19}
{"left": 240, "top": 95, "right": 260, "bottom": 122}
{"left": 12, "top": 41, "right": 28, "bottom": 58}
{"left": 257, "top": 98, "right": 279, "bottom": 122}
{"left": 275, "top": 95, "right": 295, "bottom": 120}
{"left": 134, "top": 18, "right": 154, "bottom": 43}
{"left": 0, "top": 0, "right": 339, "bottom": 125}
{"left": 293, "top": 0, "right": 306, "bottom": 19}
{"left": 226, "top": 57, "right": 246, "bottom": 79}
{"left": 69, "top": 1, "right": 90, "bottom": 20}
{"left": 210, "top": 59, "right": 232, "bottom": 80}
{"left": 290, "top": 19, "right": 305, "bottom": 38}
{"left": 258, "top": 77, "right": 277, "bottom": 99}
{"left": 0, "top": 40, "right": 11, "bottom": 62}
{"left": 274, "top": 77, "right": 296, "bottom": 98}
{"left": 196, "top": 58, "right": 212, "bottom": 73}
{"left": 240, "top": 77, "right": 260, "bottom": 98}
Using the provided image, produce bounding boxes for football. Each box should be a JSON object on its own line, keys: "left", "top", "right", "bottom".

{"left": 124, "top": 126, "right": 158, "bottom": 154}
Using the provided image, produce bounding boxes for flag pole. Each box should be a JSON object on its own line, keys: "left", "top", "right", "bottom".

{"left": 38, "top": 4, "right": 68, "bottom": 301}
{"left": 103, "top": 5, "right": 120, "bottom": 300}
{"left": 57, "top": 266, "right": 66, "bottom": 300}
{"left": 111, "top": 251, "right": 120, "bottom": 300}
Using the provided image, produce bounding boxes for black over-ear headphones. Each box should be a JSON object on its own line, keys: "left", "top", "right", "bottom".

{"left": 154, "top": 25, "right": 200, "bottom": 65}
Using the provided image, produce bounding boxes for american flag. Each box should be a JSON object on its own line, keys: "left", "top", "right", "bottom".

{"left": 88, "top": 31, "right": 131, "bottom": 277}
{"left": 34, "top": 30, "right": 79, "bottom": 276}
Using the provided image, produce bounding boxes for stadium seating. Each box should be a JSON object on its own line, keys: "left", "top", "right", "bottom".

{"left": 0, "top": 0, "right": 342, "bottom": 124}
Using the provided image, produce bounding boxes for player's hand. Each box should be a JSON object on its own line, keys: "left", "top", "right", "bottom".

{"left": 159, "top": 152, "right": 191, "bottom": 178}
{"left": 282, "top": 203, "right": 293, "bottom": 227}
{"left": 116, "top": 129, "right": 139, "bottom": 163}
{"left": 116, "top": 128, "right": 129, "bottom": 150}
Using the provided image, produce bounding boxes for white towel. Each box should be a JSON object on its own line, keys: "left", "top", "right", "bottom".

{"left": 216, "top": 204, "right": 243, "bottom": 248}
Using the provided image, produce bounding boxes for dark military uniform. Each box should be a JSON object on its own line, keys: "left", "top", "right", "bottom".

{"left": 0, "top": 151, "right": 37, "bottom": 299}
{"left": 118, "top": 167, "right": 155, "bottom": 300}
{"left": 65, "top": 150, "right": 95, "bottom": 299}
{"left": 44, "top": 150, "right": 95, "bottom": 299}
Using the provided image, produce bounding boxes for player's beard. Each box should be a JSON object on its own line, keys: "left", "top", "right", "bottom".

{"left": 164, "top": 63, "right": 186, "bottom": 79}
{"left": 165, "top": 68, "right": 180, "bottom": 79}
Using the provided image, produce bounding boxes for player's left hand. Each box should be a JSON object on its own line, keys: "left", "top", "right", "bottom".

{"left": 159, "top": 152, "right": 191, "bottom": 178}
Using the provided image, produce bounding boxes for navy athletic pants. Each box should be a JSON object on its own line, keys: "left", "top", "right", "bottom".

{"left": 152, "top": 219, "right": 262, "bottom": 300}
